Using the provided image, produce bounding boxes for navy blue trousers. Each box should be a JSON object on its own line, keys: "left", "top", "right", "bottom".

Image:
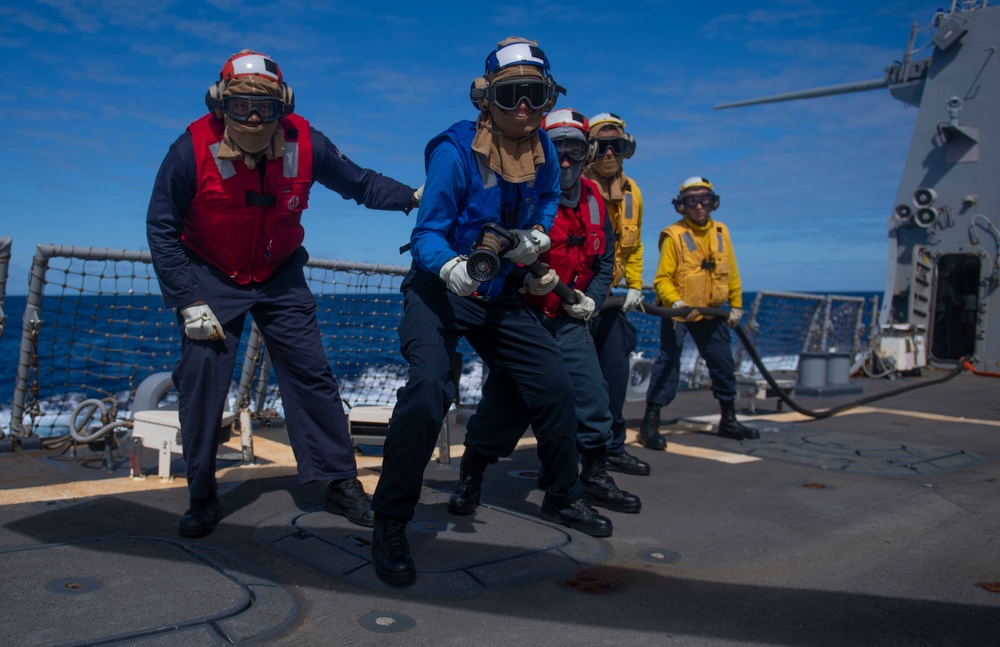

{"left": 173, "top": 248, "right": 357, "bottom": 500}
{"left": 465, "top": 314, "right": 614, "bottom": 458}
{"left": 645, "top": 316, "right": 737, "bottom": 408}
{"left": 372, "top": 272, "right": 582, "bottom": 521}
{"left": 589, "top": 309, "right": 637, "bottom": 455}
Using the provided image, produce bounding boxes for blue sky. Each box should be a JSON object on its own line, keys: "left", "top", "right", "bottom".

{"left": 1, "top": 0, "right": 947, "bottom": 295}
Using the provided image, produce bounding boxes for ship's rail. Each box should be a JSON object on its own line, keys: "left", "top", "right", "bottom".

{"left": 0, "top": 237, "right": 10, "bottom": 342}
{"left": 1, "top": 244, "right": 877, "bottom": 440}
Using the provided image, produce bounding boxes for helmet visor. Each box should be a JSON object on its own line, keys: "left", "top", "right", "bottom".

{"left": 222, "top": 95, "right": 283, "bottom": 123}
{"left": 681, "top": 193, "right": 717, "bottom": 208}
{"left": 594, "top": 137, "right": 629, "bottom": 157}
{"left": 553, "top": 139, "right": 589, "bottom": 163}
{"left": 488, "top": 79, "right": 552, "bottom": 111}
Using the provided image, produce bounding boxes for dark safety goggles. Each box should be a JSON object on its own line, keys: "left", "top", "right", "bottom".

{"left": 681, "top": 193, "right": 718, "bottom": 208}
{"left": 222, "top": 95, "right": 284, "bottom": 123}
{"left": 486, "top": 79, "right": 555, "bottom": 111}
{"left": 553, "top": 139, "right": 589, "bottom": 163}
{"left": 593, "top": 137, "right": 630, "bottom": 157}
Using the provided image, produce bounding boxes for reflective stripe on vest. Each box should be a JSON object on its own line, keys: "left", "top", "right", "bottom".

{"left": 588, "top": 194, "right": 600, "bottom": 225}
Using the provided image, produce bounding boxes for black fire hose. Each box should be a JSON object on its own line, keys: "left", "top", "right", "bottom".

{"left": 472, "top": 224, "right": 969, "bottom": 418}
{"left": 600, "top": 297, "right": 970, "bottom": 420}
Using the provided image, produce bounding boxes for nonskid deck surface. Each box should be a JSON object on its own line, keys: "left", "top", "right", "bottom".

{"left": 0, "top": 370, "right": 998, "bottom": 645}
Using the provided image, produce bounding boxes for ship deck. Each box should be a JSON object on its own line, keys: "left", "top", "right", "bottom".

{"left": 1, "top": 368, "right": 998, "bottom": 646}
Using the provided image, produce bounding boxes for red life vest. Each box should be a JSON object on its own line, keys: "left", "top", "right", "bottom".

{"left": 526, "top": 178, "right": 607, "bottom": 317}
{"left": 183, "top": 113, "right": 314, "bottom": 284}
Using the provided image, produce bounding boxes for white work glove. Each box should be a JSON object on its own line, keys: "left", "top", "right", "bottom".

{"left": 412, "top": 184, "right": 424, "bottom": 207}
{"left": 622, "top": 288, "right": 645, "bottom": 312}
{"left": 563, "top": 290, "right": 596, "bottom": 320}
{"left": 505, "top": 228, "right": 551, "bottom": 265}
{"left": 672, "top": 299, "right": 699, "bottom": 322}
{"left": 439, "top": 256, "right": 480, "bottom": 297}
{"left": 522, "top": 268, "right": 559, "bottom": 296}
{"left": 727, "top": 307, "right": 743, "bottom": 329}
{"left": 180, "top": 303, "right": 224, "bottom": 341}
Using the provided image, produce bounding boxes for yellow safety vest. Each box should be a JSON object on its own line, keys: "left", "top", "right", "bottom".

{"left": 660, "top": 219, "right": 734, "bottom": 315}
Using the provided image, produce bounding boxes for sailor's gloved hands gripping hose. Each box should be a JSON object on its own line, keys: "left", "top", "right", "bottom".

{"left": 440, "top": 256, "right": 481, "bottom": 296}
{"left": 504, "top": 228, "right": 551, "bottom": 265}
{"left": 622, "top": 288, "right": 644, "bottom": 312}
{"left": 727, "top": 307, "right": 744, "bottom": 329}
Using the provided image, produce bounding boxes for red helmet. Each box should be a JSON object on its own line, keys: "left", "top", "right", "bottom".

{"left": 219, "top": 51, "right": 283, "bottom": 83}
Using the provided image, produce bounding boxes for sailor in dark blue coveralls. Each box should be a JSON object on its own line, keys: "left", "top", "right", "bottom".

{"left": 146, "top": 50, "right": 419, "bottom": 539}
{"left": 370, "top": 38, "right": 612, "bottom": 587}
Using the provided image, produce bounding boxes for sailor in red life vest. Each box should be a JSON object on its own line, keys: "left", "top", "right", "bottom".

{"left": 146, "top": 50, "right": 420, "bottom": 539}
{"left": 449, "top": 108, "right": 641, "bottom": 518}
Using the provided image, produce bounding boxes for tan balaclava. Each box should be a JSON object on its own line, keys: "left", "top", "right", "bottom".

{"left": 584, "top": 123, "right": 628, "bottom": 203}
{"left": 217, "top": 70, "right": 286, "bottom": 170}
{"left": 470, "top": 37, "right": 548, "bottom": 184}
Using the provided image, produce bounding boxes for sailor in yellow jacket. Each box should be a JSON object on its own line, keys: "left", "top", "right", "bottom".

{"left": 641, "top": 177, "right": 758, "bottom": 443}
{"left": 583, "top": 113, "right": 654, "bottom": 475}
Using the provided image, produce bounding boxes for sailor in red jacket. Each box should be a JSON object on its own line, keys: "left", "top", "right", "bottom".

{"left": 450, "top": 108, "right": 641, "bottom": 518}
{"left": 146, "top": 50, "right": 419, "bottom": 539}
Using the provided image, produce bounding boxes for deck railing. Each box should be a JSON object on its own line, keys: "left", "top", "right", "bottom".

{"left": 1, "top": 244, "right": 877, "bottom": 443}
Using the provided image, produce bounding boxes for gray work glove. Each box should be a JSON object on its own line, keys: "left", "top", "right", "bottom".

{"left": 727, "top": 307, "right": 744, "bottom": 329}
{"left": 622, "top": 287, "right": 644, "bottom": 312}
{"left": 563, "top": 290, "right": 596, "bottom": 320}
{"left": 439, "top": 256, "right": 480, "bottom": 296}
{"left": 522, "top": 268, "right": 559, "bottom": 296}
{"left": 505, "top": 228, "right": 551, "bottom": 265}
{"left": 181, "top": 303, "right": 224, "bottom": 341}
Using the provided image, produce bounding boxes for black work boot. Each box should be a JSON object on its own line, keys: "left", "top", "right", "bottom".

{"left": 179, "top": 492, "right": 223, "bottom": 538}
{"left": 372, "top": 513, "right": 415, "bottom": 586}
{"left": 540, "top": 496, "right": 613, "bottom": 537}
{"left": 637, "top": 404, "right": 667, "bottom": 451}
{"left": 716, "top": 400, "right": 760, "bottom": 440}
{"left": 448, "top": 446, "right": 492, "bottom": 515}
{"left": 325, "top": 477, "right": 375, "bottom": 527}
{"left": 606, "top": 449, "right": 651, "bottom": 476}
{"left": 580, "top": 452, "right": 641, "bottom": 513}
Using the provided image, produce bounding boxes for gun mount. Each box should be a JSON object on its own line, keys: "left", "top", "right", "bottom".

{"left": 715, "top": 1, "right": 1000, "bottom": 374}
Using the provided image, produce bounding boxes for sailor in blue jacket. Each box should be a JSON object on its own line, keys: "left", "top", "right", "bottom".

{"left": 371, "top": 37, "right": 613, "bottom": 587}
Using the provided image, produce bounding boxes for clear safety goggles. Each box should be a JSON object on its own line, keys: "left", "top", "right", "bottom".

{"left": 553, "top": 138, "right": 589, "bottom": 163}
{"left": 681, "top": 193, "right": 718, "bottom": 208}
{"left": 222, "top": 95, "right": 284, "bottom": 123}
{"left": 593, "top": 137, "right": 630, "bottom": 157}
{"left": 486, "top": 79, "right": 555, "bottom": 111}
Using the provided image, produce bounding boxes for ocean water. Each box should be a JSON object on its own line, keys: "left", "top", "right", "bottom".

{"left": 0, "top": 290, "right": 880, "bottom": 436}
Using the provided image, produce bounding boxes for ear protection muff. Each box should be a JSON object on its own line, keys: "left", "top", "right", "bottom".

{"left": 204, "top": 79, "right": 296, "bottom": 118}
{"left": 470, "top": 76, "right": 491, "bottom": 111}
{"left": 205, "top": 80, "right": 225, "bottom": 117}
{"left": 622, "top": 133, "right": 636, "bottom": 159}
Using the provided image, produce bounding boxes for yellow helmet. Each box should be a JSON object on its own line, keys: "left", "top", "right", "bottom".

{"left": 679, "top": 176, "right": 714, "bottom": 193}
{"left": 589, "top": 112, "right": 626, "bottom": 132}
{"left": 587, "top": 112, "right": 635, "bottom": 158}
{"left": 673, "top": 176, "right": 720, "bottom": 213}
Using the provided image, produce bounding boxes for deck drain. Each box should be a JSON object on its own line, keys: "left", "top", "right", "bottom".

{"left": 409, "top": 520, "right": 449, "bottom": 534}
{"left": 638, "top": 548, "right": 681, "bottom": 564}
{"left": 563, "top": 570, "right": 619, "bottom": 593}
{"left": 508, "top": 469, "right": 540, "bottom": 480}
{"left": 45, "top": 576, "right": 103, "bottom": 596}
{"left": 975, "top": 581, "right": 1000, "bottom": 593}
{"left": 358, "top": 610, "right": 416, "bottom": 633}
